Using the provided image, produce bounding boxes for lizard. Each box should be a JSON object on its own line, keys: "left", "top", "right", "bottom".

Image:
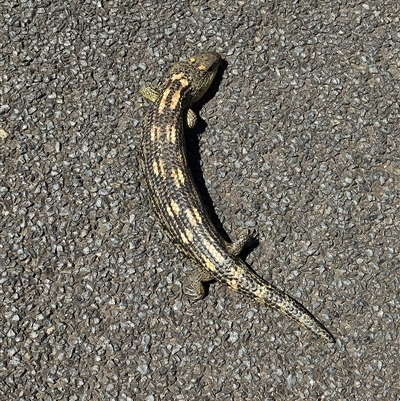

{"left": 139, "top": 51, "right": 335, "bottom": 343}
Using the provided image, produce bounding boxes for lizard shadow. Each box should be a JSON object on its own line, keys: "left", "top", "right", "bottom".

{"left": 185, "top": 58, "right": 260, "bottom": 274}
{"left": 185, "top": 58, "right": 229, "bottom": 245}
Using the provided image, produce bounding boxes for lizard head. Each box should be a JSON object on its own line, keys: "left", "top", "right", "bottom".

{"left": 169, "top": 51, "right": 221, "bottom": 107}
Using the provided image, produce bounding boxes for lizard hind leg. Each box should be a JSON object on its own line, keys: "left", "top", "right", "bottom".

{"left": 227, "top": 229, "right": 257, "bottom": 257}
{"left": 185, "top": 267, "right": 215, "bottom": 301}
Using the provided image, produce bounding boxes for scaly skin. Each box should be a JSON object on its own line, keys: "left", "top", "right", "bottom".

{"left": 139, "top": 51, "right": 335, "bottom": 343}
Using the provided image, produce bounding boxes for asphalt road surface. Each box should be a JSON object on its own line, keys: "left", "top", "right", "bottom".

{"left": 1, "top": 1, "right": 399, "bottom": 400}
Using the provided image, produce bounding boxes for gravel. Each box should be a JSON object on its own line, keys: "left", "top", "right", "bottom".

{"left": 1, "top": 0, "right": 399, "bottom": 400}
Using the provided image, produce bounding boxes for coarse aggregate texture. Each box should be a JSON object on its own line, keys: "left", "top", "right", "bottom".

{"left": 1, "top": 0, "right": 399, "bottom": 400}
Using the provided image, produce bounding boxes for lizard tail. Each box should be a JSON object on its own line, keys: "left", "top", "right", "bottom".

{"left": 258, "top": 285, "right": 336, "bottom": 343}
